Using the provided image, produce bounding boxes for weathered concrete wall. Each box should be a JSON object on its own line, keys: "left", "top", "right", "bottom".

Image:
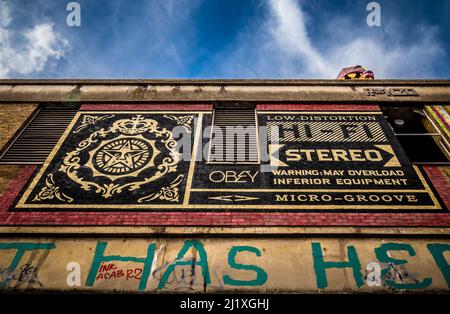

{"left": 1, "top": 80, "right": 450, "bottom": 103}
{"left": 1, "top": 237, "right": 449, "bottom": 293}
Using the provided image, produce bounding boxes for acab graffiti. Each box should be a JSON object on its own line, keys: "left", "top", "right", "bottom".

{"left": 0, "top": 239, "right": 450, "bottom": 292}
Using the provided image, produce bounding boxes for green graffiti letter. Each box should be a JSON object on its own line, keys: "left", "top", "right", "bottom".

{"left": 86, "top": 241, "right": 156, "bottom": 291}
{"left": 311, "top": 242, "right": 364, "bottom": 289}
{"left": 157, "top": 240, "right": 210, "bottom": 290}
{"left": 223, "top": 246, "right": 268, "bottom": 286}
{"left": 0, "top": 242, "right": 56, "bottom": 288}
{"left": 427, "top": 243, "right": 450, "bottom": 288}
{"left": 375, "top": 243, "right": 432, "bottom": 290}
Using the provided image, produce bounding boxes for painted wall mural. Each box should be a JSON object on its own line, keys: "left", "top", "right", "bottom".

{"left": 14, "top": 112, "right": 195, "bottom": 209}
{"left": 190, "top": 111, "right": 443, "bottom": 210}
{"left": 8, "top": 110, "right": 445, "bottom": 212}
{"left": 0, "top": 238, "right": 449, "bottom": 292}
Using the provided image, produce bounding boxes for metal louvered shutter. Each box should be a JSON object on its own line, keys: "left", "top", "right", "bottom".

{"left": 209, "top": 108, "right": 259, "bottom": 163}
{"left": 0, "top": 107, "right": 78, "bottom": 164}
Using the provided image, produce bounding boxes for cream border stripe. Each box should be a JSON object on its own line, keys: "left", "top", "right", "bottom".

{"left": 183, "top": 113, "right": 203, "bottom": 205}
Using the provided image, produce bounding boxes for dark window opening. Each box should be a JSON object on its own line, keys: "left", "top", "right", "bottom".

{"left": 381, "top": 106, "right": 449, "bottom": 164}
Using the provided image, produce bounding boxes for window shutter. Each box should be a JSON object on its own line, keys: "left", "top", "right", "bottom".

{"left": 209, "top": 107, "right": 259, "bottom": 163}
{"left": 0, "top": 107, "right": 77, "bottom": 164}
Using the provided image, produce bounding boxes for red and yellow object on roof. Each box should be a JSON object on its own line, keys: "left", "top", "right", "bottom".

{"left": 336, "top": 65, "right": 374, "bottom": 80}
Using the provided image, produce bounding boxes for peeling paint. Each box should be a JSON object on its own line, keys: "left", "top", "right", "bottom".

{"left": 0, "top": 238, "right": 449, "bottom": 293}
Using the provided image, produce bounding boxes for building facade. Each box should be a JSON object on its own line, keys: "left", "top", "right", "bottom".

{"left": 0, "top": 79, "right": 449, "bottom": 293}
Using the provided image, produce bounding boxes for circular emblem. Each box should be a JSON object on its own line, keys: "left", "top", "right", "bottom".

{"left": 61, "top": 115, "right": 178, "bottom": 198}
{"left": 93, "top": 137, "right": 152, "bottom": 175}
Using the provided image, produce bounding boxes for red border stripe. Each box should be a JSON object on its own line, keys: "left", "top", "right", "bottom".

{"left": 257, "top": 104, "right": 381, "bottom": 111}
{"left": 0, "top": 166, "right": 36, "bottom": 212}
{"left": 80, "top": 104, "right": 213, "bottom": 111}
{"left": 0, "top": 165, "right": 448, "bottom": 227}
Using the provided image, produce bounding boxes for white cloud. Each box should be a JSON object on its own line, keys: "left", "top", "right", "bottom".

{"left": 0, "top": 0, "right": 69, "bottom": 78}
{"left": 216, "top": 0, "right": 444, "bottom": 79}
{"left": 0, "top": 0, "right": 11, "bottom": 27}
{"left": 269, "top": 0, "right": 328, "bottom": 76}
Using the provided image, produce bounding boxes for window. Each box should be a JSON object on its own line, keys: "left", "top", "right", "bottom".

{"left": 208, "top": 104, "right": 259, "bottom": 163}
{"left": 381, "top": 106, "right": 450, "bottom": 164}
{"left": 0, "top": 105, "right": 78, "bottom": 164}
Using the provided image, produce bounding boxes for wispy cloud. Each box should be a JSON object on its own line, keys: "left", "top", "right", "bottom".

{"left": 269, "top": 0, "right": 328, "bottom": 76}
{"left": 215, "top": 0, "right": 445, "bottom": 78}
{"left": 58, "top": 0, "right": 203, "bottom": 78}
{"left": 0, "top": 0, "right": 69, "bottom": 78}
{"left": 0, "top": 0, "right": 445, "bottom": 79}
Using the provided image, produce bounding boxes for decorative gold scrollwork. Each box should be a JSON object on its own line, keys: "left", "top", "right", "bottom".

{"left": 59, "top": 115, "right": 180, "bottom": 199}
{"left": 137, "top": 174, "right": 184, "bottom": 203}
{"left": 113, "top": 115, "right": 158, "bottom": 135}
{"left": 164, "top": 115, "right": 194, "bottom": 133}
{"left": 32, "top": 174, "right": 73, "bottom": 203}
{"left": 73, "top": 115, "right": 115, "bottom": 133}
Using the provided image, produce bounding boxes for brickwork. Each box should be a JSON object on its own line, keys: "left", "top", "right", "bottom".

{"left": 80, "top": 104, "right": 213, "bottom": 111}
{"left": 423, "top": 166, "right": 450, "bottom": 210}
{"left": 257, "top": 104, "right": 381, "bottom": 111}
{"left": 81, "top": 104, "right": 377, "bottom": 112}
{"left": 0, "top": 166, "right": 26, "bottom": 197}
{"left": 0, "top": 104, "right": 38, "bottom": 152}
{"left": 0, "top": 103, "right": 448, "bottom": 227}
{"left": 0, "top": 165, "right": 36, "bottom": 211}
{"left": 0, "top": 164, "right": 448, "bottom": 227}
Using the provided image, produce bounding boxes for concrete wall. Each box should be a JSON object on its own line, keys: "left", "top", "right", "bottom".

{"left": 1, "top": 237, "right": 449, "bottom": 293}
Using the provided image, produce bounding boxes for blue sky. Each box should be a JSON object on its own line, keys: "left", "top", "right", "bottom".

{"left": 0, "top": 0, "right": 449, "bottom": 79}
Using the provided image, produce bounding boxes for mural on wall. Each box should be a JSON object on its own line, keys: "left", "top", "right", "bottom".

{"left": 13, "top": 112, "right": 197, "bottom": 209}
{"left": 10, "top": 110, "right": 444, "bottom": 212}
{"left": 190, "top": 111, "right": 444, "bottom": 211}
{"left": 0, "top": 238, "right": 449, "bottom": 292}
